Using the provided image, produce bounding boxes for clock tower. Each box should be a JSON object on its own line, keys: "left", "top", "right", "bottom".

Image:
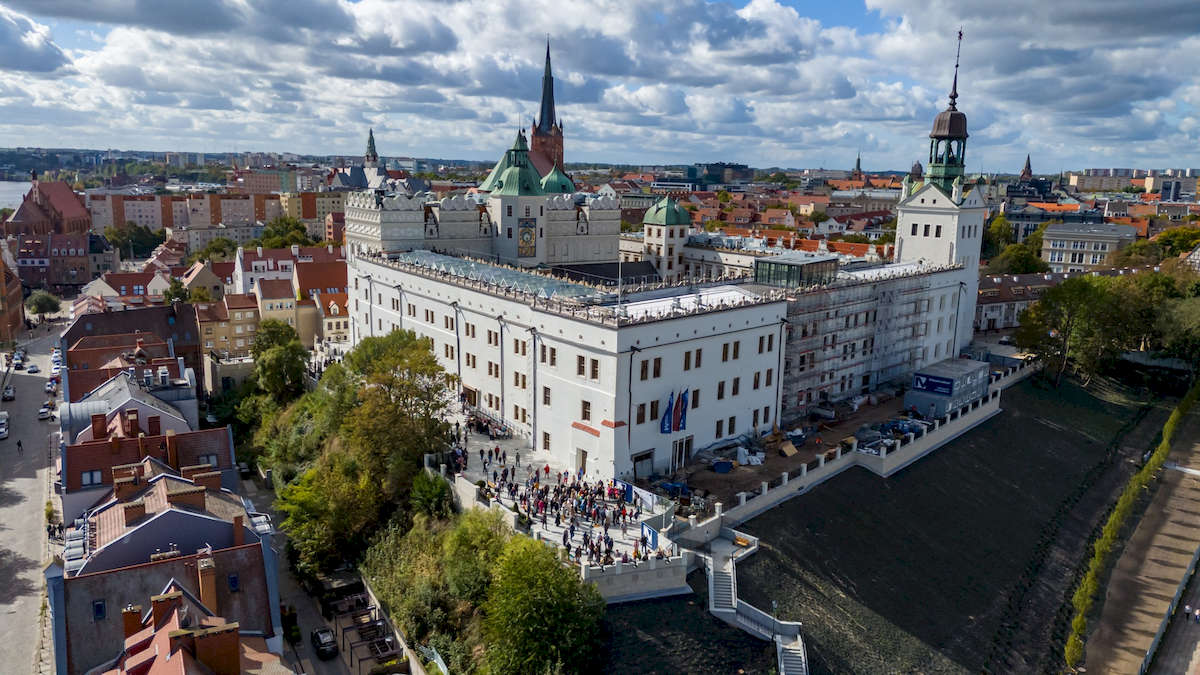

{"left": 487, "top": 130, "right": 548, "bottom": 267}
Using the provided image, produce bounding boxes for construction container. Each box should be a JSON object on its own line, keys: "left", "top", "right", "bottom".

{"left": 903, "top": 358, "right": 990, "bottom": 419}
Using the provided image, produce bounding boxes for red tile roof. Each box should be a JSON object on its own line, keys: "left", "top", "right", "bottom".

{"left": 293, "top": 261, "right": 347, "bottom": 297}
{"left": 64, "top": 428, "right": 233, "bottom": 492}
{"left": 255, "top": 279, "right": 294, "bottom": 300}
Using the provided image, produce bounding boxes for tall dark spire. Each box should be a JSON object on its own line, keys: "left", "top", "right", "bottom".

{"left": 536, "top": 40, "right": 557, "bottom": 134}
{"left": 948, "top": 27, "right": 962, "bottom": 110}
{"left": 365, "top": 128, "right": 378, "bottom": 163}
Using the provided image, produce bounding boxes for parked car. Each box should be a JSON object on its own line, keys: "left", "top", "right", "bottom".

{"left": 310, "top": 627, "right": 338, "bottom": 660}
{"left": 44, "top": 382, "right": 56, "bottom": 395}
{"left": 238, "top": 462, "right": 252, "bottom": 479}
{"left": 37, "top": 406, "right": 54, "bottom": 420}
{"left": 50, "top": 365, "right": 61, "bottom": 376}
{"left": 13, "top": 361, "right": 24, "bottom": 370}
{"left": 0, "top": 422, "right": 8, "bottom": 439}
{"left": 2, "top": 385, "right": 13, "bottom": 401}
{"left": 27, "top": 364, "right": 39, "bottom": 374}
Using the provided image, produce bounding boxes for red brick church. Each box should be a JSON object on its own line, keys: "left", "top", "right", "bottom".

{"left": 528, "top": 42, "right": 565, "bottom": 176}
{"left": 3, "top": 172, "right": 92, "bottom": 236}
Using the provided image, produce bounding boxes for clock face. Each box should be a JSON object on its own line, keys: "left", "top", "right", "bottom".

{"left": 520, "top": 229, "right": 533, "bottom": 243}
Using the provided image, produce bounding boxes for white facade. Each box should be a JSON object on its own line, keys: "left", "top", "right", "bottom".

{"left": 350, "top": 251, "right": 786, "bottom": 481}
{"left": 344, "top": 190, "right": 621, "bottom": 267}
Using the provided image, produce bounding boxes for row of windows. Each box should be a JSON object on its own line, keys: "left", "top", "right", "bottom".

{"left": 714, "top": 407, "right": 771, "bottom": 438}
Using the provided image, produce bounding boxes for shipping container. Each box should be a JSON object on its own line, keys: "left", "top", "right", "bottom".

{"left": 903, "top": 358, "right": 990, "bottom": 419}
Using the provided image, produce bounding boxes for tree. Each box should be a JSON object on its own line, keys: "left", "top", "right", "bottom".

{"left": 163, "top": 278, "right": 188, "bottom": 303}
{"left": 186, "top": 237, "right": 237, "bottom": 264}
{"left": 249, "top": 216, "right": 318, "bottom": 249}
{"left": 410, "top": 470, "right": 451, "bottom": 519}
{"left": 984, "top": 215, "right": 1014, "bottom": 259}
{"left": 104, "top": 223, "right": 165, "bottom": 258}
{"left": 187, "top": 286, "right": 213, "bottom": 303}
{"left": 1155, "top": 225, "right": 1200, "bottom": 258}
{"left": 25, "top": 290, "right": 61, "bottom": 318}
{"left": 442, "top": 509, "right": 508, "bottom": 604}
{"left": 1110, "top": 239, "right": 1164, "bottom": 267}
{"left": 0, "top": 208, "right": 13, "bottom": 221}
{"left": 810, "top": 210, "right": 830, "bottom": 224}
{"left": 1160, "top": 297, "right": 1200, "bottom": 366}
{"left": 1015, "top": 276, "right": 1106, "bottom": 386}
{"left": 484, "top": 537, "right": 605, "bottom": 674}
{"left": 989, "top": 243, "right": 1049, "bottom": 274}
{"left": 255, "top": 340, "right": 308, "bottom": 400}
{"left": 252, "top": 319, "right": 300, "bottom": 360}
{"left": 717, "top": 190, "right": 732, "bottom": 203}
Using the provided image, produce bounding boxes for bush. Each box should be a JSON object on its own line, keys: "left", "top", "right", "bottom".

{"left": 44, "top": 500, "right": 56, "bottom": 525}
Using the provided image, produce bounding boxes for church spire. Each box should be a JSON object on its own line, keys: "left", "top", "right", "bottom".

{"left": 948, "top": 28, "right": 962, "bottom": 110}
{"left": 536, "top": 40, "right": 557, "bottom": 134}
{"left": 365, "top": 128, "right": 378, "bottom": 167}
{"left": 1020, "top": 153, "right": 1032, "bottom": 180}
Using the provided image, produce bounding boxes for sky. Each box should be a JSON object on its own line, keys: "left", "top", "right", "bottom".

{"left": 1, "top": 0, "right": 1200, "bottom": 173}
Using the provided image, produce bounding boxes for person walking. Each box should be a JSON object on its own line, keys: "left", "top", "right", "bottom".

{"left": 16, "top": 440, "right": 22, "bottom": 455}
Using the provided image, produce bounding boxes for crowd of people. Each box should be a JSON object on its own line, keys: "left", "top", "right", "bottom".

{"left": 446, "top": 442, "right": 673, "bottom": 569}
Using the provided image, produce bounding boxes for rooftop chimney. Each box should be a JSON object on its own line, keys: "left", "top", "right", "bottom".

{"left": 232, "top": 514, "right": 244, "bottom": 547}
{"left": 166, "top": 485, "right": 205, "bottom": 510}
{"left": 194, "top": 622, "right": 241, "bottom": 675}
{"left": 150, "top": 590, "right": 182, "bottom": 629}
{"left": 165, "top": 430, "right": 178, "bottom": 468}
{"left": 122, "top": 604, "right": 143, "bottom": 639}
{"left": 91, "top": 413, "right": 107, "bottom": 441}
{"left": 123, "top": 499, "right": 146, "bottom": 526}
{"left": 114, "top": 475, "right": 140, "bottom": 501}
{"left": 192, "top": 470, "right": 222, "bottom": 492}
{"left": 196, "top": 556, "right": 218, "bottom": 615}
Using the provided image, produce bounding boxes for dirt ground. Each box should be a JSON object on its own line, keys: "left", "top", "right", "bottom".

{"left": 601, "top": 571, "right": 776, "bottom": 674}
{"left": 727, "top": 378, "right": 1168, "bottom": 674}
{"left": 685, "top": 396, "right": 912, "bottom": 506}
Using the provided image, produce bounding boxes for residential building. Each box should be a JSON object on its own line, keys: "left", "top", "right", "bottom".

{"left": 88, "top": 234, "right": 120, "bottom": 278}
{"left": 1067, "top": 173, "right": 1133, "bottom": 192}
{"left": 93, "top": 582, "right": 285, "bottom": 675}
{"left": 1041, "top": 222, "right": 1137, "bottom": 272}
{"left": 315, "top": 292, "right": 350, "bottom": 348}
{"left": 0, "top": 250, "right": 25, "bottom": 343}
{"left": 231, "top": 244, "right": 345, "bottom": 294}
{"left": 61, "top": 303, "right": 203, "bottom": 395}
{"left": 44, "top": 450, "right": 280, "bottom": 674}
{"left": 3, "top": 176, "right": 92, "bottom": 236}
{"left": 196, "top": 293, "right": 260, "bottom": 357}
{"left": 325, "top": 211, "right": 345, "bottom": 243}
{"left": 180, "top": 261, "right": 225, "bottom": 300}
{"left": 81, "top": 270, "right": 173, "bottom": 303}
{"left": 167, "top": 221, "right": 265, "bottom": 251}
{"left": 13, "top": 232, "right": 90, "bottom": 292}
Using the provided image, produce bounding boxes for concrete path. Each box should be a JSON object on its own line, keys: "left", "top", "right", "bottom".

{"left": 1088, "top": 408, "right": 1200, "bottom": 674}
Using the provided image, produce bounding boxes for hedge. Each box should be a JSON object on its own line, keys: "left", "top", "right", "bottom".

{"left": 1063, "top": 381, "right": 1200, "bottom": 668}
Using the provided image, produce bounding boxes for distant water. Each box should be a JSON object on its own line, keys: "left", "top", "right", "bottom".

{"left": 0, "top": 181, "right": 28, "bottom": 211}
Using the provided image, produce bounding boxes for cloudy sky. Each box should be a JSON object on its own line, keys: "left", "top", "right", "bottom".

{"left": 1, "top": 0, "right": 1199, "bottom": 172}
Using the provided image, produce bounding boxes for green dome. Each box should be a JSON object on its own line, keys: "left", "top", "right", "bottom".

{"left": 483, "top": 130, "right": 545, "bottom": 196}
{"left": 642, "top": 197, "right": 691, "bottom": 226}
{"left": 540, "top": 165, "right": 575, "bottom": 194}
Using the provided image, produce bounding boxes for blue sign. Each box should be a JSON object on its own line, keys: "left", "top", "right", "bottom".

{"left": 660, "top": 391, "right": 674, "bottom": 434}
{"left": 641, "top": 522, "right": 659, "bottom": 550}
{"left": 913, "top": 373, "right": 954, "bottom": 396}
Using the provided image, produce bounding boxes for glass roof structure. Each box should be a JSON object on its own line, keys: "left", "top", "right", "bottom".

{"left": 392, "top": 250, "right": 603, "bottom": 301}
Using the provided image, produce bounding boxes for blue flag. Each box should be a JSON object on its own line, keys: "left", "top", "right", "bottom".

{"left": 678, "top": 389, "right": 688, "bottom": 431}
{"left": 660, "top": 391, "right": 674, "bottom": 434}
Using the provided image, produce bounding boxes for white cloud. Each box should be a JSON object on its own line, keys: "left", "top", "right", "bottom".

{"left": 0, "top": 0, "right": 1196, "bottom": 171}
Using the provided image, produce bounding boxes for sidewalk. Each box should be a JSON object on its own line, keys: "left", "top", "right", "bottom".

{"left": 446, "top": 413, "right": 669, "bottom": 564}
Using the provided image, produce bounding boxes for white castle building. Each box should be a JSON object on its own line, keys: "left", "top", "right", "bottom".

{"left": 346, "top": 57, "right": 985, "bottom": 481}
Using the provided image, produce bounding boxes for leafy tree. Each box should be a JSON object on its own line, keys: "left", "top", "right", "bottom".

{"left": 104, "top": 223, "right": 165, "bottom": 258}
{"left": 25, "top": 290, "right": 61, "bottom": 318}
{"left": 163, "top": 278, "right": 188, "bottom": 303}
{"left": 1155, "top": 225, "right": 1200, "bottom": 257}
{"left": 1110, "top": 239, "right": 1164, "bottom": 267}
{"left": 188, "top": 286, "right": 213, "bottom": 303}
{"left": 984, "top": 215, "right": 1014, "bottom": 258}
{"left": 484, "top": 537, "right": 605, "bottom": 674}
{"left": 252, "top": 319, "right": 300, "bottom": 360}
{"left": 0, "top": 208, "right": 13, "bottom": 221}
{"left": 255, "top": 340, "right": 308, "bottom": 401}
{"left": 249, "top": 216, "right": 318, "bottom": 249}
{"left": 810, "top": 210, "right": 830, "bottom": 224}
{"left": 1160, "top": 297, "right": 1200, "bottom": 366}
{"left": 186, "top": 237, "right": 238, "bottom": 264}
{"left": 442, "top": 509, "right": 508, "bottom": 604}
{"left": 989, "top": 243, "right": 1049, "bottom": 274}
{"left": 702, "top": 220, "right": 722, "bottom": 232}
{"left": 1015, "top": 276, "right": 1107, "bottom": 386}
{"left": 410, "top": 470, "right": 451, "bottom": 519}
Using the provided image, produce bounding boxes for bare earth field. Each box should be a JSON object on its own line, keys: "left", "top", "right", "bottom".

{"left": 726, "top": 379, "right": 1170, "bottom": 674}
{"left": 602, "top": 571, "right": 776, "bottom": 674}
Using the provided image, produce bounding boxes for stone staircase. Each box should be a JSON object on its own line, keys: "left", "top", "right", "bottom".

{"left": 699, "top": 529, "right": 807, "bottom": 675}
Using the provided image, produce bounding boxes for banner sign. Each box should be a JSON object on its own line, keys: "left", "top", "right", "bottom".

{"left": 660, "top": 391, "right": 674, "bottom": 434}
{"left": 912, "top": 373, "right": 954, "bottom": 395}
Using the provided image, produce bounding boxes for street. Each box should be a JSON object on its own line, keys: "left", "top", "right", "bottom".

{"left": 0, "top": 325, "right": 62, "bottom": 674}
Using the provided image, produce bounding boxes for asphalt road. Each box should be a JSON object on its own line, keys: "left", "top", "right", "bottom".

{"left": 0, "top": 326, "right": 63, "bottom": 673}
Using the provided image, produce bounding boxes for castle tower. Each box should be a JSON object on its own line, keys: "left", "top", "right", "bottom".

{"left": 894, "top": 29, "right": 985, "bottom": 352}
{"left": 529, "top": 41, "right": 564, "bottom": 176}
{"left": 364, "top": 128, "right": 379, "bottom": 169}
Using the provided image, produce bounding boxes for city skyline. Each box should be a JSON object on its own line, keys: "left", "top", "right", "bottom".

{"left": 0, "top": 0, "right": 1198, "bottom": 171}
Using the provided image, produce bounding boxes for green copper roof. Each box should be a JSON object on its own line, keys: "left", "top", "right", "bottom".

{"left": 488, "top": 131, "right": 543, "bottom": 196}
{"left": 539, "top": 165, "right": 575, "bottom": 193}
{"left": 642, "top": 196, "right": 691, "bottom": 226}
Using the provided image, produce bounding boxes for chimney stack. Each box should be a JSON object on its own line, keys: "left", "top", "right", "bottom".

{"left": 114, "top": 475, "right": 140, "bottom": 501}
{"left": 165, "top": 430, "right": 178, "bottom": 468}
{"left": 232, "top": 514, "right": 244, "bottom": 547}
{"left": 166, "top": 486, "right": 205, "bottom": 510}
{"left": 122, "top": 604, "right": 143, "bottom": 639}
{"left": 196, "top": 556, "right": 218, "bottom": 614}
{"left": 192, "top": 470, "right": 222, "bottom": 492}
{"left": 150, "top": 591, "right": 182, "bottom": 629}
{"left": 90, "top": 413, "right": 107, "bottom": 440}
{"left": 123, "top": 499, "right": 146, "bottom": 526}
{"left": 194, "top": 623, "right": 241, "bottom": 675}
